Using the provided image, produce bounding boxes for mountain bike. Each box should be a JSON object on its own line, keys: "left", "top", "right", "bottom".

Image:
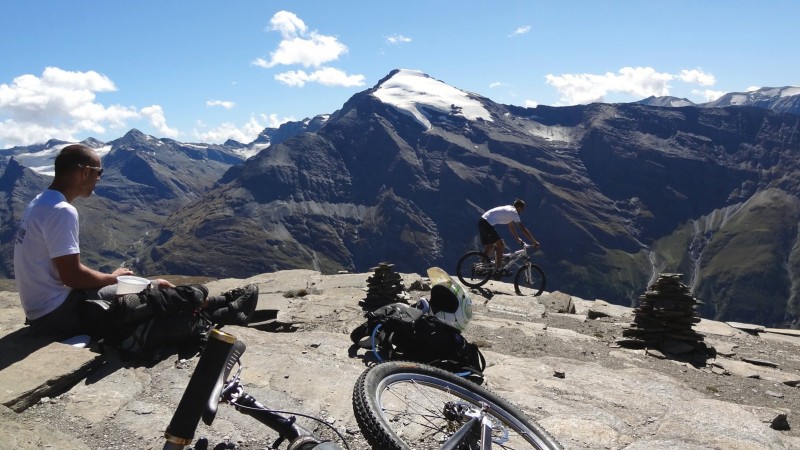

{"left": 353, "top": 361, "right": 563, "bottom": 450}
{"left": 456, "top": 243, "right": 546, "bottom": 296}
{"left": 162, "top": 328, "right": 344, "bottom": 450}
{"left": 164, "top": 329, "right": 563, "bottom": 450}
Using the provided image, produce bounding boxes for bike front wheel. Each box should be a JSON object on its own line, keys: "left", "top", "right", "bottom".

{"left": 514, "top": 264, "right": 546, "bottom": 296}
{"left": 352, "top": 361, "right": 562, "bottom": 450}
{"left": 456, "top": 251, "right": 492, "bottom": 288}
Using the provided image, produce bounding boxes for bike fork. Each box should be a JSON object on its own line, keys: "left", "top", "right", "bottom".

{"left": 440, "top": 412, "right": 495, "bottom": 450}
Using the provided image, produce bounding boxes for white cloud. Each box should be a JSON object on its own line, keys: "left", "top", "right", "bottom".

{"left": 269, "top": 10, "right": 308, "bottom": 39}
{"left": 140, "top": 105, "right": 178, "bottom": 138}
{"left": 192, "top": 113, "right": 294, "bottom": 144}
{"left": 746, "top": 86, "right": 761, "bottom": 92}
{"left": 254, "top": 11, "right": 348, "bottom": 68}
{"left": 693, "top": 89, "right": 725, "bottom": 102}
{"left": 206, "top": 100, "right": 235, "bottom": 109}
{"left": 252, "top": 11, "right": 364, "bottom": 88}
{"left": 386, "top": 34, "right": 412, "bottom": 44}
{"left": 524, "top": 99, "right": 538, "bottom": 107}
{"left": 678, "top": 69, "right": 715, "bottom": 86}
{"left": 489, "top": 82, "right": 507, "bottom": 88}
{"left": 545, "top": 66, "right": 720, "bottom": 105}
{"left": 0, "top": 67, "right": 167, "bottom": 147}
{"left": 275, "top": 67, "right": 365, "bottom": 88}
{"left": 510, "top": 25, "right": 532, "bottom": 36}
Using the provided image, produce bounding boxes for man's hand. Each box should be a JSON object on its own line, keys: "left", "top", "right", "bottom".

{"left": 112, "top": 267, "right": 134, "bottom": 277}
{"left": 150, "top": 278, "right": 176, "bottom": 289}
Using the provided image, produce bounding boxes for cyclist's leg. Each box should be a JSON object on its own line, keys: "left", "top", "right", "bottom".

{"left": 479, "top": 218, "right": 504, "bottom": 271}
{"left": 494, "top": 238, "right": 505, "bottom": 271}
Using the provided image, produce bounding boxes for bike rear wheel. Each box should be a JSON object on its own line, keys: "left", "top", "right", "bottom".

{"left": 456, "top": 251, "right": 492, "bottom": 288}
{"left": 352, "top": 361, "right": 562, "bottom": 450}
{"left": 514, "top": 264, "right": 546, "bottom": 296}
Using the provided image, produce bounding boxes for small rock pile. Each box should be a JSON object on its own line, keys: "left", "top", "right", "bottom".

{"left": 622, "top": 273, "right": 709, "bottom": 358}
{"left": 360, "top": 262, "right": 407, "bottom": 310}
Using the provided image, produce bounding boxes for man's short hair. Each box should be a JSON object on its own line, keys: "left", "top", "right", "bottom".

{"left": 53, "top": 144, "right": 96, "bottom": 177}
{"left": 513, "top": 199, "right": 525, "bottom": 210}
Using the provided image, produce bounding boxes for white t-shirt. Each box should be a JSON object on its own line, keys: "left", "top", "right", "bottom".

{"left": 481, "top": 205, "right": 521, "bottom": 226}
{"left": 14, "top": 189, "right": 80, "bottom": 320}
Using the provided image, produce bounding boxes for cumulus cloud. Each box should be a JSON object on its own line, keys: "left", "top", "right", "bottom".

{"left": 274, "top": 67, "right": 365, "bottom": 88}
{"left": 678, "top": 69, "right": 715, "bottom": 86}
{"left": 193, "top": 113, "right": 294, "bottom": 144}
{"left": 269, "top": 10, "right": 308, "bottom": 39}
{"left": 386, "top": 34, "right": 412, "bottom": 44}
{"left": 693, "top": 89, "right": 726, "bottom": 102}
{"left": 0, "top": 67, "right": 175, "bottom": 147}
{"left": 510, "top": 25, "right": 532, "bottom": 36}
{"left": 140, "top": 105, "right": 178, "bottom": 137}
{"left": 206, "top": 100, "right": 235, "bottom": 109}
{"left": 545, "top": 66, "right": 718, "bottom": 105}
{"left": 524, "top": 99, "right": 539, "bottom": 107}
{"left": 252, "top": 11, "right": 363, "bottom": 88}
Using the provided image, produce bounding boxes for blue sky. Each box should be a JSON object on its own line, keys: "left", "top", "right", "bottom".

{"left": 2, "top": 1, "right": 798, "bottom": 148}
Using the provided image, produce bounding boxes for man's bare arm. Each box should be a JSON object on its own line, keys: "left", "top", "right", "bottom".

{"left": 517, "top": 223, "right": 541, "bottom": 248}
{"left": 52, "top": 253, "right": 133, "bottom": 289}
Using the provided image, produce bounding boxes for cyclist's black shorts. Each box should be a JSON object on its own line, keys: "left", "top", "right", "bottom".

{"left": 478, "top": 218, "right": 501, "bottom": 245}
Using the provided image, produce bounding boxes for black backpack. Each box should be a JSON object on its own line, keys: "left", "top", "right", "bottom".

{"left": 350, "top": 302, "right": 486, "bottom": 384}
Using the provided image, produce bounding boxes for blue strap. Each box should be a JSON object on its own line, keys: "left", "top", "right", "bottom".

{"left": 371, "top": 323, "right": 384, "bottom": 362}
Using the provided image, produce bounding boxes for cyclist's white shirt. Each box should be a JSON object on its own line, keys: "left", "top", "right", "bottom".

{"left": 481, "top": 205, "right": 520, "bottom": 226}
{"left": 14, "top": 189, "right": 80, "bottom": 320}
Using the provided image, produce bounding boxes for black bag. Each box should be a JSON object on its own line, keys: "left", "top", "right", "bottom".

{"left": 117, "top": 314, "right": 212, "bottom": 359}
{"left": 79, "top": 286, "right": 212, "bottom": 360}
{"left": 350, "top": 302, "right": 486, "bottom": 383}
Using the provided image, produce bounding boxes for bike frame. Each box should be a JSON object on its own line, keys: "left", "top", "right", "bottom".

{"left": 495, "top": 244, "right": 534, "bottom": 275}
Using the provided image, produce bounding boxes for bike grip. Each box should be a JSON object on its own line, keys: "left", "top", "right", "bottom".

{"left": 202, "top": 338, "right": 246, "bottom": 425}
{"left": 164, "top": 329, "right": 237, "bottom": 447}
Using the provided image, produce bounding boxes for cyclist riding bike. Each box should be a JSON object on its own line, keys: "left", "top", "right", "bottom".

{"left": 478, "top": 199, "right": 541, "bottom": 277}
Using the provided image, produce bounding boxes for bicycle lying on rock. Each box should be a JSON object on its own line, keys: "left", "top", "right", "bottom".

{"left": 456, "top": 243, "right": 547, "bottom": 296}
{"left": 163, "top": 329, "right": 563, "bottom": 450}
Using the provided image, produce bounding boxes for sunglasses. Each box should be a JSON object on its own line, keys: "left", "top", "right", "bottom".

{"left": 77, "top": 164, "right": 104, "bottom": 176}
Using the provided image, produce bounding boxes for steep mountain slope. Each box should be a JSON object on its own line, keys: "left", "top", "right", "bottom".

{"left": 0, "top": 130, "right": 245, "bottom": 277}
{"left": 139, "top": 70, "right": 800, "bottom": 327}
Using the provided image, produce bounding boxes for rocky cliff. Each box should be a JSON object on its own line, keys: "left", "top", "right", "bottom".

{"left": 0, "top": 271, "right": 798, "bottom": 449}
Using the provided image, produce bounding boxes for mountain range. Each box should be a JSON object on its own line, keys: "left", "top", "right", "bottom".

{"left": 2, "top": 69, "right": 799, "bottom": 328}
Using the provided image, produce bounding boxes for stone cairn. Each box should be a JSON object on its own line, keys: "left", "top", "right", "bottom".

{"left": 622, "top": 273, "right": 708, "bottom": 356}
{"left": 360, "top": 262, "right": 407, "bottom": 310}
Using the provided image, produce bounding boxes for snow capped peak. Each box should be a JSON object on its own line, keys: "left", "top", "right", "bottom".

{"left": 373, "top": 69, "right": 493, "bottom": 129}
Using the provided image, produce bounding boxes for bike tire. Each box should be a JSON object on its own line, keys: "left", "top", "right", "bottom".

{"left": 514, "top": 264, "right": 546, "bottom": 296}
{"left": 456, "top": 251, "right": 492, "bottom": 288}
{"left": 352, "top": 361, "right": 562, "bottom": 450}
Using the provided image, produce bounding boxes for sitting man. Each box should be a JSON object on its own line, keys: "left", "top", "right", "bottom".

{"left": 13, "top": 144, "right": 257, "bottom": 352}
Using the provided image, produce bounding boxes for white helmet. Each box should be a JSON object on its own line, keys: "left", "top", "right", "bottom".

{"left": 427, "top": 267, "right": 473, "bottom": 331}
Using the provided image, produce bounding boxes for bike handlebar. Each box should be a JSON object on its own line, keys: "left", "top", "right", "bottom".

{"left": 163, "top": 329, "right": 244, "bottom": 449}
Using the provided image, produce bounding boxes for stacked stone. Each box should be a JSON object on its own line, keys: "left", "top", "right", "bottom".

{"left": 623, "top": 273, "right": 705, "bottom": 349}
{"left": 360, "top": 262, "right": 407, "bottom": 310}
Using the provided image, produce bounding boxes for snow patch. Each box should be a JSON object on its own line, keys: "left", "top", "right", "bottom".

{"left": 729, "top": 94, "right": 746, "bottom": 105}
{"left": 238, "top": 143, "right": 269, "bottom": 160}
{"left": 527, "top": 123, "right": 574, "bottom": 143}
{"left": 781, "top": 87, "right": 800, "bottom": 97}
{"left": 373, "top": 69, "right": 493, "bottom": 129}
